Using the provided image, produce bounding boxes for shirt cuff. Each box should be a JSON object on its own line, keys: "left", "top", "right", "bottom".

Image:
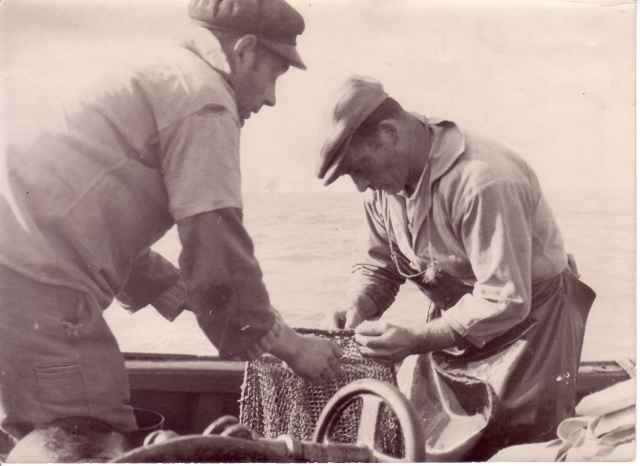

{"left": 151, "top": 280, "right": 187, "bottom": 322}
{"left": 440, "top": 291, "right": 528, "bottom": 348}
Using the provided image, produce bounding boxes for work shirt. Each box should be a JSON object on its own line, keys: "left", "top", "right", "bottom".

{"left": 0, "top": 26, "right": 275, "bottom": 357}
{"left": 351, "top": 117, "right": 568, "bottom": 348}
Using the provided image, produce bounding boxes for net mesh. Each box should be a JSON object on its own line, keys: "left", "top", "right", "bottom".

{"left": 239, "top": 329, "right": 403, "bottom": 457}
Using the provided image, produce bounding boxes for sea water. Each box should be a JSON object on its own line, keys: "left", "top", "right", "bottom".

{"left": 105, "top": 189, "right": 635, "bottom": 361}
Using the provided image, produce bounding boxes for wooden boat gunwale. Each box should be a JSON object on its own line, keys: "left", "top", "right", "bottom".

{"left": 124, "top": 352, "right": 633, "bottom": 398}
{"left": 124, "top": 352, "right": 633, "bottom": 439}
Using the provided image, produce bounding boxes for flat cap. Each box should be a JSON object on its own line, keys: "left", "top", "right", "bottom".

{"left": 189, "top": 0, "right": 306, "bottom": 69}
{"left": 317, "top": 76, "right": 388, "bottom": 186}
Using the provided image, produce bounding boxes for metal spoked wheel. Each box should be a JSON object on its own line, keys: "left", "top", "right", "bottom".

{"left": 312, "top": 378, "right": 425, "bottom": 462}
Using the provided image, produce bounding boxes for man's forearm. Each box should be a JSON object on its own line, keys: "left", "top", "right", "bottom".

{"left": 151, "top": 278, "right": 187, "bottom": 321}
{"left": 349, "top": 264, "right": 403, "bottom": 319}
{"left": 117, "top": 248, "right": 182, "bottom": 319}
{"left": 178, "top": 208, "right": 275, "bottom": 358}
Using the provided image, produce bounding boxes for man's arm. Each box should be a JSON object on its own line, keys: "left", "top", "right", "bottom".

{"left": 355, "top": 179, "right": 535, "bottom": 359}
{"left": 178, "top": 207, "right": 341, "bottom": 376}
{"left": 177, "top": 207, "right": 275, "bottom": 358}
{"left": 331, "top": 195, "right": 406, "bottom": 327}
{"left": 438, "top": 179, "right": 534, "bottom": 348}
{"left": 156, "top": 104, "right": 339, "bottom": 374}
{"left": 157, "top": 105, "right": 275, "bottom": 358}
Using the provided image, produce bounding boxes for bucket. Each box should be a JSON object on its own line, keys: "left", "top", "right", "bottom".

{"left": 127, "top": 408, "right": 166, "bottom": 447}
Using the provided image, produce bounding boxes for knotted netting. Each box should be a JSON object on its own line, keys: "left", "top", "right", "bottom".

{"left": 239, "top": 329, "right": 404, "bottom": 457}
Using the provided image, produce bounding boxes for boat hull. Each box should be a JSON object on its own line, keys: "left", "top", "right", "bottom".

{"left": 125, "top": 354, "right": 633, "bottom": 437}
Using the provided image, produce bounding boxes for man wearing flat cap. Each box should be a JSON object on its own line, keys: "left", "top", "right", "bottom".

{"left": 0, "top": 0, "right": 340, "bottom": 451}
{"left": 320, "top": 76, "right": 596, "bottom": 459}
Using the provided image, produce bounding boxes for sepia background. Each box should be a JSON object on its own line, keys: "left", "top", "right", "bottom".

{"left": 1, "top": 0, "right": 635, "bottom": 360}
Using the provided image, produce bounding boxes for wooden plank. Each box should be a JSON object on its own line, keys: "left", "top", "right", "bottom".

{"left": 126, "top": 359, "right": 245, "bottom": 394}
{"left": 125, "top": 356, "right": 631, "bottom": 399}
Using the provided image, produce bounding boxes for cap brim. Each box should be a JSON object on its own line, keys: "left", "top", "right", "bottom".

{"left": 260, "top": 38, "right": 306, "bottom": 70}
{"left": 321, "top": 135, "right": 351, "bottom": 186}
{"left": 317, "top": 78, "right": 389, "bottom": 187}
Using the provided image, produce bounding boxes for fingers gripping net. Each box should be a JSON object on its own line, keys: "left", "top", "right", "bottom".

{"left": 239, "top": 329, "right": 404, "bottom": 457}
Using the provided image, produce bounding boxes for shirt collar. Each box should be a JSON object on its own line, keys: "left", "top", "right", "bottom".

{"left": 180, "top": 26, "right": 235, "bottom": 91}
{"left": 400, "top": 115, "right": 466, "bottom": 199}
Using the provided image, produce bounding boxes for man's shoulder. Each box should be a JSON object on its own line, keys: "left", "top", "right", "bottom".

{"left": 438, "top": 127, "right": 539, "bottom": 205}
{"left": 135, "top": 45, "right": 235, "bottom": 103}
{"left": 452, "top": 129, "right": 533, "bottom": 180}
{"left": 460, "top": 128, "right": 520, "bottom": 157}
{"left": 126, "top": 45, "right": 239, "bottom": 127}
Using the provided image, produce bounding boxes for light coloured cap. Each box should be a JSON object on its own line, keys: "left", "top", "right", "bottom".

{"left": 317, "top": 76, "right": 388, "bottom": 186}
{"left": 189, "top": 0, "right": 306, "bottom": 69}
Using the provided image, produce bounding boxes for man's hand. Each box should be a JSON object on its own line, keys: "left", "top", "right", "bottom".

{"left": 267, "top": 321, "right": 342, "bottom": 382}
{"left": 285, "top": 335, "right": 342, "bottom": 382}
{"left": 323, "top": 307, "right": 366, "bottom": 329}
{"left": 354, "top": 321, "right": 421, "bottom": 363}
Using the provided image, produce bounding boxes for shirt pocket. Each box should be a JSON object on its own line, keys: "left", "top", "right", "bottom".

{"left": 35, "top": 361, "right": 87, "bottom": 407}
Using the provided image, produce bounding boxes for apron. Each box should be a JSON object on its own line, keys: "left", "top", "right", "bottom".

{"left": 396, "top": 267, "right": 596, "bottom": 460}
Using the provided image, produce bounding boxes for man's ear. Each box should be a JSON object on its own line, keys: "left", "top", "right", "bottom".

{"left": 376, "top": 120, "right": 400, "bottom": 147}
{"left": 231, "top": 34, "right": 259, "bottom": 66}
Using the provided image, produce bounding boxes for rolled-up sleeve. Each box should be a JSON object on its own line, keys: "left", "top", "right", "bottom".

{"left": 441, "top": 180, "right": 533, "bottom": 348}
{"left": 158, "top": 106, "right": 275, "bottom": 358}
{"left": 350, "top": 197, "right": 405, "bottom": 318}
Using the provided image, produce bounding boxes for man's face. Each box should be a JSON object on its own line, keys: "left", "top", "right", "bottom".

{"left": 341, "top": 134, "right": 410, "bottom": 195}
{"left": 232, "top": 44, "right": 290, "bottom": 122}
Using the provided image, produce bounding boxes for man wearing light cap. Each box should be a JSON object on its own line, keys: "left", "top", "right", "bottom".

{"left": 0, "top": 0, "right": 340, "bottom": 452}
{"left": 320, "top": 76, "right": 596, "bottom": 458}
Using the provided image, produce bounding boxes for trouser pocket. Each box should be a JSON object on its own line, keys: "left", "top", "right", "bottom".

{"left": 35, "top": 362, "right": 88, "bottom": 413}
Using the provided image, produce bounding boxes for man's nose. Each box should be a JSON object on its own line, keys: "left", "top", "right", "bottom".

{"left": 351, "top": 175, "right": 369, "bottom": 192}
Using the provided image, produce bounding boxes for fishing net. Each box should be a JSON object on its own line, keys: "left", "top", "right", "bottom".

{"left": 239, "top": 328, "right": 404, "bottom": 457}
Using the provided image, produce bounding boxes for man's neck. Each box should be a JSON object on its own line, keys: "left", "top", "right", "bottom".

{"left": 404, "top": 117, "right": 432, "bottom": 197}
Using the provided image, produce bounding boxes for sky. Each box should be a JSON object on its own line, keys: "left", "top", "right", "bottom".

{"left": 1, "top": 0, "right": 635, "bottom": 196}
